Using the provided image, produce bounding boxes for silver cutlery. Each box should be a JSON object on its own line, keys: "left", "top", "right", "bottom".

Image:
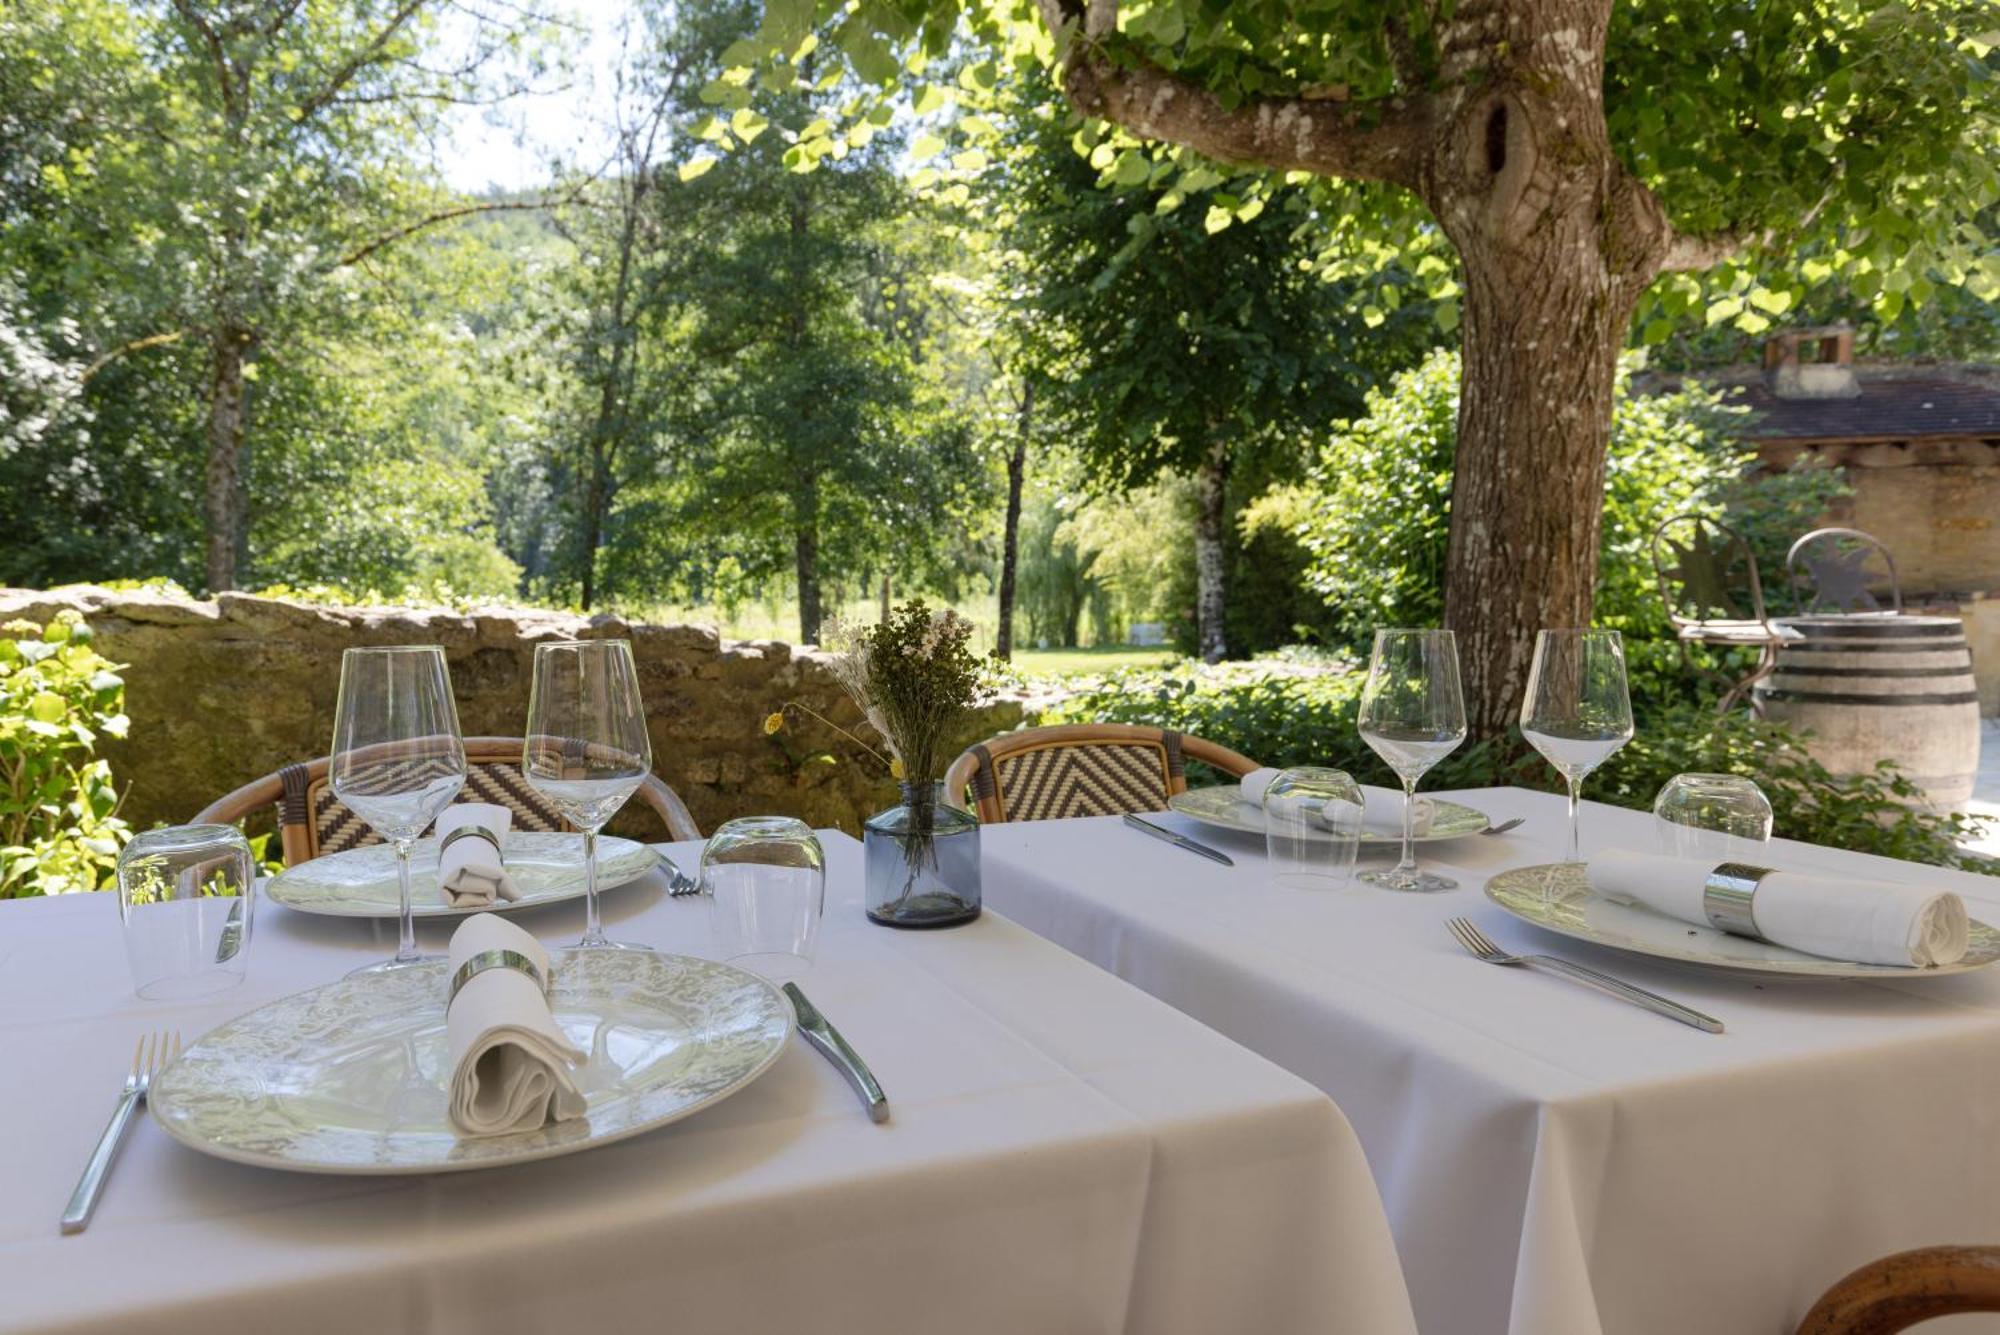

{"left": 1123, "top": 813, "right": 1234, "bottom": 867}
{"left": 1445, "top": 917, "right": 1724, "bottom": 1034}
{"left": 214, "top": 898, "right": 245, "bottom": 962}
{"left": 63, "top": 1031, "right": 180, "bottom": 1235}
{"left": 662, "top": 853, "right": 701, "bottom": 897}
{"left": 1481, "top": 817, "right": 1527, "bottom": 837}
{"left": 783, "top": 983, "right": 889, "bottom": 1123}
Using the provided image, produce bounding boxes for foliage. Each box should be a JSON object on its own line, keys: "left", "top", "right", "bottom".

{"left": 0, "top": 613, "right": 131, "bottom": 897}
{"left": 1038, "top": 662, "right": 1993, "bottom": 871}
{"left": 823, "top": 600, "right": 984, "bottom": 788}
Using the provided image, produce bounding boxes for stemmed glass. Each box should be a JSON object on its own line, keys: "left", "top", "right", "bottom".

{"left": 1520, "top": 628, "right": 1634, "bottom": 863}
{"left": 523, "top": 639, "right": 652, "bottom": 952}
{"left": 331, "top": 646, "right": 467, "bottom": 974}
{"left": 1356, "top": 629, "right": 1468, "bottom": 892}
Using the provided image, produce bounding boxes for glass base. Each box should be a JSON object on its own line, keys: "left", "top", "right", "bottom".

{"left": 564, "top": 937, "right": 655, "bottom": 954}
{"left": 1358, "top": 868, "right": 1459, "bottom": 893}
{"left": 867, "top": 893, "right": 982, "bottom": 930}
{"left": 348, "top": 952, "right": 445, "bottom": 977}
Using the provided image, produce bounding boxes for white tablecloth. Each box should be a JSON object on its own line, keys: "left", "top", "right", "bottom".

{"left": 0, "top": 832, "right": 1414, "bottom": 1335}
{"left": 980, "top": 787, "right": 2000, "bottom": 1335}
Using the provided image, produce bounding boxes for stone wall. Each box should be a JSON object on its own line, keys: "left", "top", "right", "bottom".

{"left": 0, "top": 588, "right": 1025, "bottom": 838}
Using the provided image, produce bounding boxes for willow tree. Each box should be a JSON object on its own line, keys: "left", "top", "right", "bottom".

{"left": 716, "top": 0, "right": 1997, "bottom": 733}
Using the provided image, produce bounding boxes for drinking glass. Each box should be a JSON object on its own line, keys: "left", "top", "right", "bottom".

{"left": 523, "top": 638, "right": 652, "bottom": 952}
{"left": 118, "top": 824, "right": 254, "bottom": 999}
{"left": 332, "top": 645, "right": 466, "bottom": 974}
{"left": 704, "top": 816, "right": 826, "bottom": 980}
{"left": 1356, "top": 629, "right": 1467, "bottom": 892}
{"left": 1653, "top": 773, "right": 1772, "bottom": 863}
{"left": 1520, "top": 628, "right": 1634, "bottom": 864}
{"left": 1263, "top": 767, "right": 1364, "bottom": 889}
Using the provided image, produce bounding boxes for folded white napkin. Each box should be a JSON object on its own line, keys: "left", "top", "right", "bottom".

{"left": 1239, "top": 767, "right": 1282, "bottom": 806}
{"left": 445, "top": 913, "right": 586, "bottom": 1137}
{"left": 1242, "top": 768, "right": 1429, "bottom": 835}
{"left": 436, "top": 803, "right": 521, "bottom": 908}
{"left": 1587, "top": 851, "right": 1969, "bottom": 968}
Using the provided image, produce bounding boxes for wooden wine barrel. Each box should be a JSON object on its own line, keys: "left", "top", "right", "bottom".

{"left": 1754, "top": 614, "right": 1980, "bottom": 812}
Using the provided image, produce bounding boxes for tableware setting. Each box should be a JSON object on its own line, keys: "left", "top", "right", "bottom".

{"left": 265, "top": 832, "right": 661, "bottom": 918}
{"left": 1166, "top": 784, "right": 1490, "bottom": 842}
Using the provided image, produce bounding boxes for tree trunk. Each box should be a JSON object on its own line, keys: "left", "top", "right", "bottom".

{"left": 578, "top": 466, "right": 606, "bottom": 611}
{"left": 1192, "top": 440, "right": 1229, "bottom": 664}
{"left": 995, "top": 380, "right": 1032, "bottom": 661}
{"left": 202, "top": 327, "right": 249, "bottom": 592}
{"left": 795, "top": 473, "right": 822, "bottom": 644}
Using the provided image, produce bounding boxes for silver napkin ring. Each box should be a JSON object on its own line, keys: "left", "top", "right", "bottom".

{"left": 1703, "top": 862, "right": 1773, "bottom": 940}
{"left": 439, "top": 825, "right": 503, "bottom": 859}
{"left": 449, "top": 949, "right": 548, "bottom": 1004}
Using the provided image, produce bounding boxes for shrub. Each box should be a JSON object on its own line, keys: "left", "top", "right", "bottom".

{"left": 1037, "top": 664, "right": 1992, "bottom": 872}
{"left": 0, "top": 612, "right": 131, "bottom": 896}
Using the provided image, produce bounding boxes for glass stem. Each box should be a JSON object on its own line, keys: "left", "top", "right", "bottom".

{"left": 1565, "top": 775, "right": 1583, "bottom": 864}
{"left": 394, "top": 838, "right": 417, "bottom": 964}
{"left": 580, "top": 827, "right": 604, "bottom": 947}
{"left": 1396, "top": 777, "right": 1419, "bottom": 877}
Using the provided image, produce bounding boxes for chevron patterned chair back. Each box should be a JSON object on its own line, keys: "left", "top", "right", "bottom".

{"left": 194, "top": 736, "right": 701, "bottom": 865}
{"left": 943, "top": 723, "right": 1261, "bottom": 825}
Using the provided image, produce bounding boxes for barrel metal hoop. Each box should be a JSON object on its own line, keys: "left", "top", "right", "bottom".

{"left": 1755, "top": 688, "right": 1982, "bottom": 707}
{"left": 1767, "top": 665, "right": 1976, "bottom": 679}
{"left": 1782, "top": 642, "right": 1968, "bottom": 655}
{"left": 1781, "top": 619, "right": 1966, "bottom": 639}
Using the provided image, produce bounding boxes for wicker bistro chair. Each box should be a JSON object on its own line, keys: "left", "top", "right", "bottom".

{"left": 1650, "top": 512, "right": 1803, "bottom": 716}
{"left": 1798, "top": 1246, "right": 2000, "bottom": 1334}
{"left": 194, "top": 735, "right": 700, "bottom": 866}
{"left": 943, "top": 723, "right": 1260, "bottom": 825}
{"left": 1788, "top": 526, "right": 1904, "bottom": 616}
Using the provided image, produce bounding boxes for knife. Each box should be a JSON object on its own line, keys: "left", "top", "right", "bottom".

{"left": 783, "top": 982, "right": 889, "bottom": 1124}
{"left": 214, "top": 898, "right": 245, "bottom": 963}
{"left": 1122, "top": 812, "right": 1234, "bottom": 867}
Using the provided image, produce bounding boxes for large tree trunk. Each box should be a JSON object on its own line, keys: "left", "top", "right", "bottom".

{"left": 202, "top": 327, "right": 249, "bottom": 593}
{"left": 994, "top": 380, "right": 1031, "bottom": 661}
{"left": 578, "top": 466, "right": 606, "bottom": 611}
{"left": 794, "top": 472, "right": 822, "bottom": 644}
{"left": 1192, "top": 440, "right": 1229, "bottom": 664}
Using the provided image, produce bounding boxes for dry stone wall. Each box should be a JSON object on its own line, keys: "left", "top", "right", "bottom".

{"left": 0, "top": 588, "right": 1025, "bottom": 839}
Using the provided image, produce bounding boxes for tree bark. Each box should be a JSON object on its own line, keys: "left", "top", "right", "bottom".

{"left": 1193, "top": 439, "right": 1229, "bottom": 664}
{"left": 203, "top": 327, "right": 250, "bottom": 592}
{"left": 795, "top": 472, "right": 822, "bottom": 644}
{"left": 994, "top": 379, "right": 1032, "bottom": 661}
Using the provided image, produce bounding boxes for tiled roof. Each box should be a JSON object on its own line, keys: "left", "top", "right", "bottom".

{"left": 1725, "top": 377, "right": 2000, "bottom": 442}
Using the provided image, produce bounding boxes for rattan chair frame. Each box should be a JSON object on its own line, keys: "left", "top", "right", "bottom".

{"left": 942, "top": 722, "right": 1260, "bottom": 825}
{"left": 1798, "top": 1246, "right": 2000, "bottom": 1334}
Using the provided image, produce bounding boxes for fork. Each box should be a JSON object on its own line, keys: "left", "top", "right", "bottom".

{"left": 1445, "top": 917, "right": 1724, "bottom": 1033}
{"left": 61, "top": 1031, "right": 180, "bottom": 1234}
{"left": 1481, "top": 817, "right": 1527, "bottom": 836}
{"left": 662, "top": 853, "right": 702, "bottom": 897}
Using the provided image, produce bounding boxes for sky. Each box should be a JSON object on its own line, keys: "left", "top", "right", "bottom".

{"left": 434, "top": 0, "right": 631, "bottom": 194}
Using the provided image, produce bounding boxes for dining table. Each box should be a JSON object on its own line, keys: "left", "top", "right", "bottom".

{"left": 0, "top": 831, "right": 1417, "bottom": 1335}
{"left": 979, "top": 785, "right": 2000, "bottom": 1335}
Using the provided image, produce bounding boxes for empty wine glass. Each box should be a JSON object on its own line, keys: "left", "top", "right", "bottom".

{"left": 1520, "top": 629, "right": 1634, "bottom": 864}
{"left": 1654, "top": 773, "right": 1772, "bottom": 863}
{"left": 523, "top": 639, "right": 652, "bottom": 952}
{"left": 1356, "top": 629, "right": 1467, "bottom": 892}
{"left": 332, "top": 646, "right": 467, "bottom": 974}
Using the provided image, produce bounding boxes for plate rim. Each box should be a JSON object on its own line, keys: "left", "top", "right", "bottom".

{"left": 266, "top": 833, "right": 661, "bottom": 919}
{"left": 147, "top": 953, "right": 794, "bottom": 1175}
{"left": 1166, "top": 786, "right": 1491, "bottom": 843}
{"left": 1483, "top": 861, "right": 2000, "bottom": 979}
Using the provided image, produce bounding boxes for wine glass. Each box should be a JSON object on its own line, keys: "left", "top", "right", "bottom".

{"left": 523, "top": 639, "right": 652, "bottom": 952}
{"left": 1520, "top": 628, "right": 1634, "bottom": 864}
{"left": 331, "top": 645, "right": 467, "bottom": 974}
{"left": 1356, "top": 629, "right": 1467, "bottom": 892}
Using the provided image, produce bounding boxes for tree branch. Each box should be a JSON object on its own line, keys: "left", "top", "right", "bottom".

{"left": 1033, "top": 0, "right": 1427, "bottom": 189}
{"left": 80, "top": 329, "right": 195, "bottom": 383}
{"left": 291, "top": 0, "right": 434, "bottom": 125}
{"left": 168, "top": 0, "right": 236, "bottom": 116}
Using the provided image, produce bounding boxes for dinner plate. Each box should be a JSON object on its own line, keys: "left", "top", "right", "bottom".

{"left": 1485, "top": 861, "right": 2000, "bottom": 980}
{"left": 1166, "top": 786, "right": 1491, "bottom": 843}
{"left": 149, "top": 950, "right": 792, "bottom": 1174}
{"left": 266, "top": 833, "right": 659, "bottom": 918}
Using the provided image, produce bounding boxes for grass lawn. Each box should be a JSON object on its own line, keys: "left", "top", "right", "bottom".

{"left": 1009, "top": 646, "right": 1185, "bottom": 678}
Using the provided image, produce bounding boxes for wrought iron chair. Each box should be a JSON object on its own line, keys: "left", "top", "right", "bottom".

{"left": 1649, "top": 513, "right": 1801, "bottom": 716}
{"left": 1798, "top": 1245, "right": 2000, "bottom": 1333}
{"left": 943, "top": 723, "right": 1260, "bottom": 824}
{"left": 1787, "top": 526, "right": 1903, "bottom": 616}
{"left": 194, "top": 735, "right": 700, "bottom": 865}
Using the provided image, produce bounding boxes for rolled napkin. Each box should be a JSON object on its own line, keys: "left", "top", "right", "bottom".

{"left": 1587, "top": 850, "right": 1969, "bottom": 968}
{"left": 445, "top": 913, "right": 587, "bottom": 1137}
{"left": 1239, "top": 767, "right": 1283, "bottom": 806}
{"left": 1241, "top": 767, "right": 1432, "bottom": 835}
{"left": 436, "top": 802, "right": 521, "bottom": 908}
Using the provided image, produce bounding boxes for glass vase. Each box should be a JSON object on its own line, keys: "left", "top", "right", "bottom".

{"left": 864, "top": 781, "right": 981, "bottom": 929}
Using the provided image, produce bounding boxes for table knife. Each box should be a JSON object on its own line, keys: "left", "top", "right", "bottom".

{"left": 783, "top": 983, "right": 889, "bottom": 1124}
{"left": 1123, "top": 813, "right": 1234, "bottom": 867}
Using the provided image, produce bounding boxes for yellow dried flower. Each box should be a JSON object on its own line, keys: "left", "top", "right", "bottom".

{"left": 890, "top": 757, "right": 906, "bottom": 780}
{"left": 762, "top": 711, "right": 784, "bottom": 735}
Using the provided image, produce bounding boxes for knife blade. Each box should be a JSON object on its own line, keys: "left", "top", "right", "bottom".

{"left": 783, "top": 982, "right": 889, "bottom": 1124}
{"left": 1122, "top": 813, "right": 1234, "bottom": 867}
{"left": 214, "top": 898, "right": 245, "bottom": 963}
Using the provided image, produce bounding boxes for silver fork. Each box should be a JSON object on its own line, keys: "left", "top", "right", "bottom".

{"left": 1445, "top": 918, "right": 1724, "bottom": 1033}
{"left": 662, "top": 853, "right": 702, "bottom": 897}
{"left": 1481, "top": 817, "right": 1527, "bottom": 836}
{"left": 61, "top": 1031, "right": 180, "bottom": 1234}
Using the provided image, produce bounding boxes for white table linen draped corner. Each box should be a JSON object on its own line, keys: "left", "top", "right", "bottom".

{"left": 0, "top": 832, "right": 1415, "bottom": 1335}
{"left": 977, "top": 786, "right": 2000, "bottom": 1335}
